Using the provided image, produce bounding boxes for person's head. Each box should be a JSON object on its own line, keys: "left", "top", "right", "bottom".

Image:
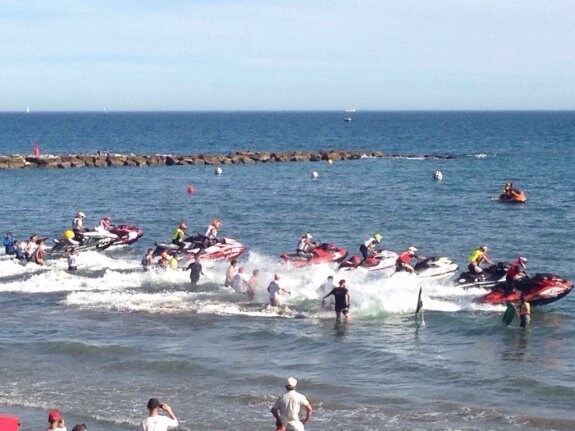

{"left": 179, "top": 223, "right": 187, "bottom": 230}
{"left": 407, "top": 246, "right": 418, "bottom": 254}
{"left": 103, "top": 216, "right": 111, "bottom": 222}
{"left": 238, "top": 266, "right": 244, "bottom": 273}
{"left": 72, "top": 424, "right": 87, "bottom": 431}
{"left": 274, "top": 273, "right": 280, "bottom": 281}
{"left": 252, "top": 269, "right": 259, "bottom": 276}
{"left": 146, "top": 398, "right": 161, "bottom": 411}
{"left": 231, "top": 259, "right": 238, "bottom": 266}
{"left": 285, "top": 377, "right": 298, "bottom": 390}
{"left": 29, "top": 234, "right": 37, "bottom": 241}
{"left": 48, "top": 410, "right": 61, "bottom": 425}
{"left": 212, "top": 218, "right": 221, "bottom": 228}
{"left": 147, "top": 248, "right": 153, "bottom": 254}
{"left": 374, "top": 233, "right": 383, "bottom": 243}
{"left": 327, "top": 275, "right": 334, "bottom": 281}
{"left": 480, "top": 245, "right": 488, "bottom": 252}
{"left": 161, "top": 251, "right": 169, "bottom": 260}
{"left": 77, "top": 211, "right": 86, "bottom": 219}
{"left": 6, "top": 231, "right": 12, "bottom": 237}
{"left": 36, "top": 238, "right": 44, "bottom": 245}
{"left": 70, "top": 247, "right": 77, "bottom": 254}
{"left": 518, "top": 256, "right": 528, "bottom": 268}
{"left": 304, "top": 233, "right": 313, "bottom": 240}
{"left": 339, "top": 279, "right": 346, "bottom": 287}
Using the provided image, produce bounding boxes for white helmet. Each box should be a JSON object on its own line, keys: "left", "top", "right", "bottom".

{"left": 518, "top": 256, "right": 528, "bottom": 267}
{"left": 408, "top": 246, "right": 418, "bottom": 252}
{"left": 305, "top": 233, "right": 313, "bottom": 239}
{"left": 77, "top": 211, "right": 86, "bottom": 218}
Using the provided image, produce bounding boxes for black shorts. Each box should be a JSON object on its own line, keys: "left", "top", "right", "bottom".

{"left": 335, "top": 306, "right": 349, "bottom": 314}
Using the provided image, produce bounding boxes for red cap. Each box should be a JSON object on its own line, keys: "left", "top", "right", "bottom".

{"left": 48, "top": 410, "right": 61, "bottom": 422}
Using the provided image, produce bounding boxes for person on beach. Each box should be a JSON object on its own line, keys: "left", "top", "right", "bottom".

{"left": 34, "top": 238, "right": 46, "bottom": 266}
{"left": 247, "top": 269, "right": 259, "bottom": 299}
{"left": 232, "top": 266, "right": 250, "bottom": 293}
{"left": 322, "top": 279, "right": 351, "bottom": 321}
{"left": 225, "top": 259, "right": 238, "bottom": 287}
{"left": 141, "top": 248, "right": 154, "bottom": 271}
{"left": 186, "top": 254, "right": 203, "bottom": 286}
{"left": 518, "top": 294, "right": 531, "bottom": 328}
{"left": 268, "top": 274, "right": 290, "bottom": 306}
{"left": 359, "top": 233, "right": 382, "bottom": 262}
{"left": 66, "top": 247, "right": 78, "bottom": 271}
{"left": 142, "top": 398, "right": 178, "bottom": 431}
{"left": 47, "top": 409, "right": 67, "bottom": 431}
{"left": 271, "top": 377, "right": 312, "bottom": 431}
{"left": 467, "top": 245, "right": 494, "bottom": 274}
{"left": 3, "top": 231, "right": 16, "bottom": 255}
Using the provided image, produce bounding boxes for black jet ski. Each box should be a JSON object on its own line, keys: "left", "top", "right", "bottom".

{"left": 48, "top": 231, "right": 116, "bottom": 258}
{"left": 456, "top": 262, "right": 509, "bottom": 289}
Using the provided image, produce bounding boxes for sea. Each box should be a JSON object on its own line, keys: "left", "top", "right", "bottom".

{"left": 0, "top": 111, "right": 574, "bottom": 431}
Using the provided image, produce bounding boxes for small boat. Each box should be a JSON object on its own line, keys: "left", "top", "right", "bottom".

{"left": 344, "top": 117, "right": 352, "bottom": 122}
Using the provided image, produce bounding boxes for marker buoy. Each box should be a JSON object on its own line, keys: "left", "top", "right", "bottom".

{"left": 215, "top": 167, "right": 223, "bottom": 176}
{"left": 311, "top": 171, "right": 319, "bottom": 179}
{"left": 327, "top": 159, "right": 333, "bottom": 165}
{"left": 186, "top": 185, "right": 195, "bottom": 194}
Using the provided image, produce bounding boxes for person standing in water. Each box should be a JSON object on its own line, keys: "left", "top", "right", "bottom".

{"left": 268, "top": 274, "right": 290, "bottom": 306}
{"left": 67, "top": 247, "right": 78, "bottom": 271}
{"left": 247, "top": 269, "right": 260, "bottom": 299}
{"left": 186, "top": 254, "right": 203, "bottom": 286}
{"left": 518, "top": 294, "right": 531, "bottom": 328}
{"left": 322, "top": 279, "right": 351, "bottom": 321}
{"left": 225, "top": 259, "right": 238, "bottom": 287}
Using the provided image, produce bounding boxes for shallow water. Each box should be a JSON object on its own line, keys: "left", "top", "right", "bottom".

{"left": 0, "top": 112, "right": 574, "bottom": 430}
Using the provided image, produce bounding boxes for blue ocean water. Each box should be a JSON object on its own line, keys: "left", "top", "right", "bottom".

{"left": 0, "top": 112, "right": 574, "bottom": 431}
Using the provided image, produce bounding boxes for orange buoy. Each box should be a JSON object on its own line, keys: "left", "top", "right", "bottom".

{"left": 186, "top": 185, "right": 195, "bottom": 194}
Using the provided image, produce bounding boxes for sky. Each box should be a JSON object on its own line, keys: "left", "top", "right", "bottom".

{"left": 0, "top": 0, "right": 574, "bottom": 111}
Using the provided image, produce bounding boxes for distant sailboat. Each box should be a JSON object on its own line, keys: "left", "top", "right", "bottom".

{"left": 344, "top": 117, "right": 352, "bottom": 122}
{"left": 345, "top": 108, "right": 356, "bottom": 113}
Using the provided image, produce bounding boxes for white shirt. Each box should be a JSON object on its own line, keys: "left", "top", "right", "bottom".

{"left": 231, "top": 272, "right": 249, "bottom": 293}
{"left": 73, "top": 217, "right": 83, "bottom": 230}
{"left": 363, "top": 237, "right": 376, "bottom": 248}
{"left": 273, "top": 389, "right": 310, "bottom": 430}
{"left": 142, "top": 415, "right": 179, "bottom": 431}
{"left": 205, "top": 225, "right": 218, "bottom": 239}
{"left": 318, "top": 280, "right": 335, "bottom": 294}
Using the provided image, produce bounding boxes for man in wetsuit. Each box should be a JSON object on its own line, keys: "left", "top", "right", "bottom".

{"left": 322, "top": 279, "right": 351, "bottom": 321}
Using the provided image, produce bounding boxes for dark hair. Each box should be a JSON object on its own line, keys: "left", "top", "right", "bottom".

{"left": 72, "top": 424, "right": 87, "bottom": 431}
{"left": 147, "top": 398, "right": 161, "bottom": 409}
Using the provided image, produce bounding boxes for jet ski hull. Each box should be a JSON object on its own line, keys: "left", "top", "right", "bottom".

{"left": 499, "top": 190, "right": 527, "bottom": 203}
{"left": 414, "top": 256, "right": 459, "bottom": 280}
{"left": 479, "top": 273, "right": 573, "bottom": 306}
{"left": 281, "top": 243, "right": 347, "bottom": 267}
{"left": 109, "top": 224, "right": 143, "bottom": 246}
{"left": 155, "top": 237, "right": 245, "bottom": 262}
{"left": 456, "top": 262, "right": 508, "bottom": 289}
{"left": 48, "top": 232, "right": 115, "bottom": 257}
{"left": 339, "top": 250, "right": 398, "bottom": 272}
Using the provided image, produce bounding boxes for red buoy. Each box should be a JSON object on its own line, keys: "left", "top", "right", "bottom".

{"left": 186, "top": 185, "right": 195, "bottom": 194}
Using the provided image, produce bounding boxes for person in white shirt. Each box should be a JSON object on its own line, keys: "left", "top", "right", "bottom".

{"left": 231, "top": 266, "right": 250, "bottom": 293}
{"left": 204, "top": 218, "right": 222, "bottom": 247}
{"left": 317, "top": 275, "right": 336, "bottom": 308}
{"left": 271, "top": 377, "right": 313, "bottom": 431}
{"left": 296, "top": 233, "right": 316, "bottom": 257}
{"left": 142, "top": 398, "right": 178, "bottom": 431}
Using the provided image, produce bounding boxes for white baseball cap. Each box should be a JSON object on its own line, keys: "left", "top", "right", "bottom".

{"left": 286, "top": 377, "right": 298, "bottom": 388}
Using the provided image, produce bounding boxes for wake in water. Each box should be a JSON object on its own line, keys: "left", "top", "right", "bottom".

{"left": 0, "top": 250, "right": 504, "bottom": 318}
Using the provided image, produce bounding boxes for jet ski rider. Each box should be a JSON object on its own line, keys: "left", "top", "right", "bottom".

{"left": 296, "top": 233, "right": 317, "bottom": 257}
{"left": 172, "top": 223, "right": 187, "bottom": 247}
{"left": 72, "top": 212, "right": 86, "bottom": 243}
{"left": 204, "top": 218, "right": 222, "bottom": 248}
{"left": 468, "top": 245, "right": 495, "bottom": 274}
{"left": 395, "top": 246, "right": 425, "bottom": 273}
{"left": 505, "top": 256, "right": 528, "bottom": 293}
{"left": 360, "top": 233, "right": 382, "bottom": 262}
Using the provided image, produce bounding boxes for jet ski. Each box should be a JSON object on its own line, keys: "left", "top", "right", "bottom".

{"left": 48, "top": 231, "right": 116, "bottom": 258}
{"left": 456, "top": 262, "right": 509, "bottom": 289}
{"left": 499, "top": 189, "right": 527, "bottom": 203}
{"left": 339, "top": 250, "right": 398, "bottom": 272}
{"left": 108, "top": 224, "right": 144, "bottom": 246}
{"left": 155, "top": 236, "right": 245, "bottom": 261}
{"left": 413, "top": 256, "right": 459, "bottom": 280}
{"left": 479, "top": 273, "right": 573, "bottom": 306}
{"left": 0, "top": 416, "right": 20, "bottom": 431}
{"left": 281, "top": 243, "right": 347, "bottom": 267}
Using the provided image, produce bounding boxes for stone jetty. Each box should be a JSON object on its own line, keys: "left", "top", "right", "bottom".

{"left": 0, "top": 150, "right": 457, "bottom": 170}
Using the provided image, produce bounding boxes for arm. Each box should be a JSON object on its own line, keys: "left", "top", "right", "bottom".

{"left": 160, "top": 403, "right": 178, "bottom": 425}
{"left": 302, "top": 403, "right": 313, "bottom": 424}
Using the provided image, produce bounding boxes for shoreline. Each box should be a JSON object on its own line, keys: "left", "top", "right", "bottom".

{"left": 0, "top": 150, "right": 458, "bottom": 170}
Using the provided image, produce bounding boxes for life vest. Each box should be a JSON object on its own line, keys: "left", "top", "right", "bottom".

{"left": 468, "top": 249, "right": 485, "bottom": 264}
{"left": 506, "top": 262, "right": 523, "bottom": 281}
{"left": 172, "top": 228, "right": 184, "bottom": 241}
{"left": 398, "top": 251, "right": 412, "bottom": 264}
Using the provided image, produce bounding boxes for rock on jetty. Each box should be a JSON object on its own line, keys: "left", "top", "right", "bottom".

{"left": 0, "top": 150, "right": 457, "bottom": 170}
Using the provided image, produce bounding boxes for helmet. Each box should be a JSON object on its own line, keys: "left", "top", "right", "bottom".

{"left": 408, "top": 246, "right": 418, "bottom": 253}
{"left": 374, "top": 233, "right": 383, "bottom": 243}
{"left": 103, "top": 216, "right": 111, "bottom": 221}
{"left": 480, "top": 245, "right": 488, "bottom": 251}
{"left": 180, "top": 223, "right": 187, "bottom": 230}
{"left": 77, "top": 211, "right": 86, "bottom": 218}
{"left": 212, "top": 218, "right": 221, "bottom": 227}
{"left": 518, "top": 256, "right": 527, "bottom": 266}
{"left": 305, "top": 233, "right": 313, "bottom": 239}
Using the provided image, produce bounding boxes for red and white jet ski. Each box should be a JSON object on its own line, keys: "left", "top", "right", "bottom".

{"left": 338, "top": 250, "right": 398, "bottom": 272}
{"left": 108, "top": 224, "right": 144, "bottom": 246}
{"left": 280, "top": 243, "right": 347, "bottom": 267}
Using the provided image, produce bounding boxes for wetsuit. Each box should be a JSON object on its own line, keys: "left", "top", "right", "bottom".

{"left": 188, "top": 261, "right": 203, "bottom": 285}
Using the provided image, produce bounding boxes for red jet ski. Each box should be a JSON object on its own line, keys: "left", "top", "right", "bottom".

{"left": 0, "top": 416, "right": 20, "bottom": 431}
{"left": 178, "top": 237, "right": 245, "bottom": 265}
{"left": 499, "top": 189, "right": 527, "bottom": 203}
{"left": 109, "top": 224, "right": 144, "bottom": 246}
{"left": 281, "top": 243, "right": 347, "bottom": 267}
{"left": 339, "top": 250, "right": 398, "bottom": 272}
{"left": 479, "top": 273, "right": 573, "bottom": 306}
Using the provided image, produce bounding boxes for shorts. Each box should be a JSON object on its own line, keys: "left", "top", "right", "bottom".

{"left": 68, "top": 266, "right": 77, "bottom": 271}
{"left": 335, "top": 306, "right": 349, "bottom": 315}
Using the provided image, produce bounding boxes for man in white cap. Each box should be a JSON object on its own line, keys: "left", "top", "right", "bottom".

{"left": 296, "top": 233, "right": 316, "bottom": 257}
{"left": 395, "top": 246, "right": 425, "bottom": 273}
{"left": 271, "top": 377, "right": 312, "bottom": 431}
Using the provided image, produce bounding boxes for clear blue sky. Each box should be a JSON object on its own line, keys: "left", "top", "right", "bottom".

{"left": 1, "top": 0, "right": 573, "bottom": 111}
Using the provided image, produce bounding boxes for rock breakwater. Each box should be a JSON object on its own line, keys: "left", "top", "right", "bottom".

{"left": 0, "top": 150, "right": 457, "bottom": 170}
